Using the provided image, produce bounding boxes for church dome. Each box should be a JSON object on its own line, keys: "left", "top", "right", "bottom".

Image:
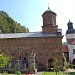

{"left": 42, "top": 9, "right": 56, "bottom": 16}
{"left": 66, "top": 29, "right": 75, "bottom": 34}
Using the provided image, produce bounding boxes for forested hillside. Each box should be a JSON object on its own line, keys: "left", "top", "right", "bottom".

{"left": 0, "top": 11, "right": 29, "bottom": 33}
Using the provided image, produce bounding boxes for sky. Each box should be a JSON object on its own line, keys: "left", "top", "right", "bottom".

{"left": 0, "top": 0, "right": 75, "bottom": 42}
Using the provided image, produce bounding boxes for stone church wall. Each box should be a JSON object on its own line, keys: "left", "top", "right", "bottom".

{"left": 0, "top": 36, "right": 63, "bottom": 69}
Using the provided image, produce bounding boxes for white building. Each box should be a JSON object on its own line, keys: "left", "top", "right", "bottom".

{"left": 66, "top": 20, "right": 75, "bottom": 64}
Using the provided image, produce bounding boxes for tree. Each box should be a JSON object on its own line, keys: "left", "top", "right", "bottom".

{"left": 62, "top": 53, "right": 68, "bottom": 70}
{"left": 0, "top": 11, "right": 29, "bottom": 33}
{"left": 0, "top": 50, "right": 10, "bottom": 68}
{"left": 53, "top": 58, "right": 59, "bottom": 75}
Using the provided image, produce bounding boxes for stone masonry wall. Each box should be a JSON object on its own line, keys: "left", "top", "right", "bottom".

{"left": 0, "top": 36, "right": 63, "bottom": 69}
{"left": 42, "top": 25, "right": 58, "bottom": 33}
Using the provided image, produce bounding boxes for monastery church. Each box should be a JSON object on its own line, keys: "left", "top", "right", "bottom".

{"left": 0, "top": 8, "right": 63, "bottom": 71}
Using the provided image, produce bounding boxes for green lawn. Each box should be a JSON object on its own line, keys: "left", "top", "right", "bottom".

{"left": 0, "top": 72, "right": 75, "bottom": 75}
{"left": 0, "top": 73, "right": 34, "bottom": 75}
{"left": 42, "top": 72, "right": 75, "bottom": 75}
{"left": 42, "top": 72, "right": 64, "bottom": 75}
{"left": 0, "top": 74, "right": 14, "bottom": 75}
{"left": 0, "top": 72, "right": 65, "bottom": 75}
{"left": 0, "top": 74, "right": 25, "bottom": 75}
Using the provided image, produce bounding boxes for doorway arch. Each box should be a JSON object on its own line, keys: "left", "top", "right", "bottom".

{"left": 73, "top": 59, "right": 75, "bottom": 65}
{"left": 48, "top": 58, "right": 54, "bottom": 70}
{"left": 73, "top": 59, "right": 75, "bottom": 68}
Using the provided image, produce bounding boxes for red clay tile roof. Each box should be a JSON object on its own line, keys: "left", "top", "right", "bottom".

{"left": 70, "top": 40, "right": 75, "bottom": 45}
{"left": 62, "top": 45, "right": 68, "bottom": 52}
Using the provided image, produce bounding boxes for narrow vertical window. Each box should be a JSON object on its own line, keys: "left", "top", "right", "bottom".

{"left": 73, "top": 49, "right": 75, "bottom": 54}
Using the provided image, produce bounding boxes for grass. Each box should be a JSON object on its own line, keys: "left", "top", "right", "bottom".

{"left": 0, "top": 72, "right": 75, "bottom": 75}
{"left": 0, "top": 72, "right": 66, "bottom": 75}
{"left": 42, "top": 72, "right": 65, "bottom": 75}
{"left": 42, "top": 72, "right": 75, "bottom": 75}
{"left": 0, "top": 73, "right": 25, "bottom": 75}
{"left": 0, "top": 74, "right": 14, "bottom": 75}
{"left": 0, "top": 73, "right": 24, "bottom": 75}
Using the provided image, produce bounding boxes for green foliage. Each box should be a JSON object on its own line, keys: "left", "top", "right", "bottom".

{"left": 68, "top": 72, "right": 75, "bottom": 75}
{"left": 53, "top": 58, "right": 60, "bottom": 75}
{"left": 53, "top": 58, "right": 58, "bottom": 71}
{"left": 0, "top": 11, "right": 29, "bottom": 33}
{"left": 1, "top": 71, "right": 8, "bottom": 75}
{"left": 53, "top": 58, "right": 61, "bottom": 75}
{"left": 68, "top": 63, "right": 73, "bottom": 69}
{"left": 42, "top": 72, "right": 63, "bottom": 75}
{"left": 62, "top": 53, "right": 68, "bottom": 70}
{"left": 15, "top": 71, "right": 21, "bottom": 75}
{"left": 0, "top": 50, "right": 10, "bottom": 68}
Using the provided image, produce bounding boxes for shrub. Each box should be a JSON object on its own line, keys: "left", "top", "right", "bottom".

{"left": 15, "top": 71, "right": 21, "bottom": 75}
{"left": 68, "top": 72, "right": 75, "bottom": 75}
{"left": 1, "top": 71, "right": 8, "bottom": 75}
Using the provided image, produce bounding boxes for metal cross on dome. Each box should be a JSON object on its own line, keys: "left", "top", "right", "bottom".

{"left": 48, "top": 2, "right": 50, "bottom": 9}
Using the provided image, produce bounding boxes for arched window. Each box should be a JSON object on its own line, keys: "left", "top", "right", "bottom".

{"left": 73, "top": 59, "right": 75, "bottom": 65}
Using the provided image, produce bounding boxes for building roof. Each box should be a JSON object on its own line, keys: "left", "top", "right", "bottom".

{"left": 70, "top": 40, "right": 75, "bottom": 45}
{"left": 62, "top": 45, "right": 68, "bottom": 52}
{"left": 0, "top": 32, "right": 62, "bottom": 39}
{"left": 42, "top": 9, "right": 56, "bottom": 16}
{"left": 66, "top": 29, "right": 75, "bottom": 34}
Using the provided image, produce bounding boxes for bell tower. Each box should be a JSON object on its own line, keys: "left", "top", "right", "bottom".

{"left": 42, "top": 8, "right": 58, "bottom": 34}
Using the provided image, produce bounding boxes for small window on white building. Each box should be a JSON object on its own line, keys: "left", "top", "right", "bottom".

{"left": 73, "top": 49, "right": 75, "bottom": 54}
